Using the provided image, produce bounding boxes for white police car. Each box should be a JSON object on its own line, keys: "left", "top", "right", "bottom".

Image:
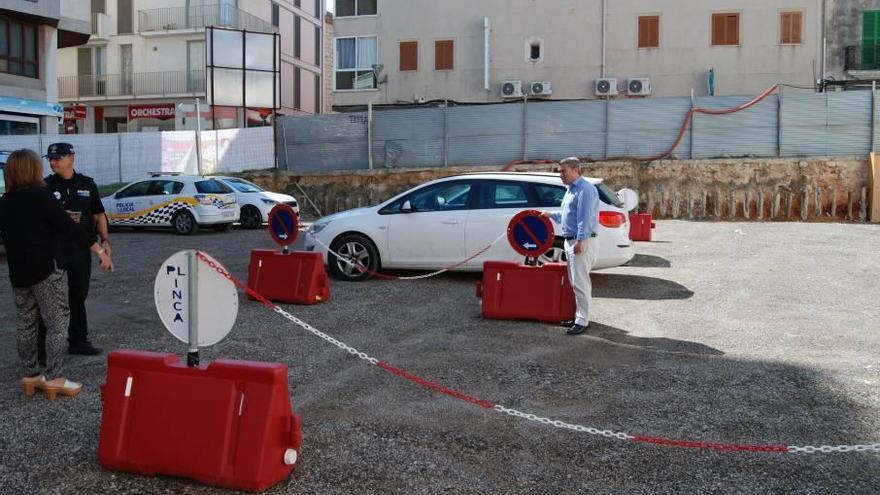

{"left": 214, "top": 176, "right": 299, "bottom": 229}
{"left": 102, "top": 174, "right": 239, "bottom": 235}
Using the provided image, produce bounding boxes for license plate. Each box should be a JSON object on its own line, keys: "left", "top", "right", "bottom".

{"left": 222, "top": 211, "right": 235, "bottom": 218}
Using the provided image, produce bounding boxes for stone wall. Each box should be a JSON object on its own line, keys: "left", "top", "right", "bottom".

{"left": 243, "top": 156, "right": 873, "bottom": 222}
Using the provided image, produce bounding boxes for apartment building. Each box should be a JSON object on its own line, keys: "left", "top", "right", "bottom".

{"left": 0, "top": 0, "right": 91, "bottom": 135}
{"left": 329, "top": 0, "right": 821, "bottom": 109}
{"left": 825, "top": 0, "right": 880, "bottom": 84}
{"left": 57, "top": 0, "right": 324, "bottom": 134}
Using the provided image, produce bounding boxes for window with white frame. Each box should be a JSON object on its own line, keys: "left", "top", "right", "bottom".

{"left": 335, "top": 36, "right": 378, "bottom": 90}
{"left": 336, "top": 0, "right": 376, "bottom": 17}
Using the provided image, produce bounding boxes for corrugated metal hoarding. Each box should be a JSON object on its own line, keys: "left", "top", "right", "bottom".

{"left": 277, "top": 90, "right": 878, "bottom": 172}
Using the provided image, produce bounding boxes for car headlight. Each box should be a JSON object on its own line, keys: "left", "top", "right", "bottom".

{"left": 310, "top": 221, "right": 330, "bottom": 234}
{"left": 260, "top": 198, "right": 278, "bottom": 205}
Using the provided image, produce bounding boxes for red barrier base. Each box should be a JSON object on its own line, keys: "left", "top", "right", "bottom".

{"left": 479, "top": 261, "right": 576, "bottom": 323}
{"left": 98, "top": 350, "right": 303, "bottom": 492}
{"left": 629, "top": 213, "right": 656, "bottom": 242}
{"left": 247, "top": 250, "right": 330, "bottom": 304}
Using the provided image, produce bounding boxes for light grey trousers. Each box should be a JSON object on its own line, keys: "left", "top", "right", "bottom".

{"left": 564, "top": 238, "right": 598, "bottom": 327}
{"left": 14, "top": 268, "right": 69, "bottom": 380}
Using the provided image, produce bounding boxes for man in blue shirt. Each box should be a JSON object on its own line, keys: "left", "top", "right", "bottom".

{"left": 541, "top": 157, "right": 600, "bottom": 335}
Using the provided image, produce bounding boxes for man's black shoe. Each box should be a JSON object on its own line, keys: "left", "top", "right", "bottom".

{"left": 566, "top": 324, "right": 588, "bottom": 335}
{"left": 69, "top": 343, "right": 103, "bottom": 355}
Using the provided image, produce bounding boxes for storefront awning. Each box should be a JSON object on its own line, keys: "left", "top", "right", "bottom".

{"left": 0, "top": 97, "right": 64, "bottom": 117}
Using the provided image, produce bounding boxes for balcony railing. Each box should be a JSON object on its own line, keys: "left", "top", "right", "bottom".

{"left": 59, "top": 70, "right": 206, "bottom": 100}
{"left": 845, "top": 44, "right": 880, "bottom": 71}
{"left": 138, "top": 5, "right": 277, "bottom": 33}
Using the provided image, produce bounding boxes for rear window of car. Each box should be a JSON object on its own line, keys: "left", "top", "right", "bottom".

{"left": 195, "top": 180, "right": 233, "bottom": 194}
{"left": 532, "top": 182, "right": 622, "bottom": 208}
{"left": 595, "top": 182, "right": 623, "bottom": 208}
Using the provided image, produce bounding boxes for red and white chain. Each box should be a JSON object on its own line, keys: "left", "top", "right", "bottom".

{"left": 788, "top": 444, "right": 880, "bottom": 454}
{"left": 196, "top": 252, "right": 880, "bottom": 455}
{"left": 306, "top": 231, "right": 507, "bottom": 280}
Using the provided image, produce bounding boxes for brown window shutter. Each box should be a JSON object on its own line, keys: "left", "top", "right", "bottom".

{"left": 435, "top": 40, "right": 453, "bottom": 70}
{"left": 726, "top": 14, "right": 739, "bottom": 45}
{"left": 400, "top": 41, "right": 418, "bottom": 71}
{"left": 781, "top": 13, "right": 791, "bottom": 43}
{"left": 713, "top": 13, "right": 739, "bottom": 45}
{"left": 712, "top": 14, "right": 724, "bottom": 45}
{"left": 792, "top": 12, "right": 802, "bottom": 43}
{"left": 638, "top": 16, "right": 659, "bottom": 48}
{"left": 651, "top": 17, "right": 660, "bottom": 46}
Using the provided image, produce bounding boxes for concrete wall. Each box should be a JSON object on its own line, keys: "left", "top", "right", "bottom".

{"left": 331, "top": 0, "right": 820, "bottom": 107}
{"left": 243, "top": 156, "right": 872, "bottom": 222}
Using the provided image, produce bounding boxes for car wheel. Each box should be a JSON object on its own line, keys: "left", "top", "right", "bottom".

{"left": 328, "top": 233, "right": 380, "bottom": 282}
{"left": 240, "top": 205, "right": 263, "bottom": 229}
{"left": 212, "top": 223, "right": 232, "bottom": 232}
{"left": 171, "top": 210, "right": 196, "bottom": 235}
{"left": 538, "top": 238, "right": 567, "bottom": 265}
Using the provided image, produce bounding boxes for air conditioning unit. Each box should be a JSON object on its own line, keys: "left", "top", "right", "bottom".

{"left": 594, "top": 78, "right": 618, "bottom": 96}
{"left": 501, "top": 80, "right": 524, "bottom": 98}
{"left": 529, "top": 81, "right": 552, "bottom": 96}
{"left": 627, "top": 78, "right": 652, "bottom": 96}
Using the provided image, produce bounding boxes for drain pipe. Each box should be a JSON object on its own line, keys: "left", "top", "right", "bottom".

{"left": 600, "top": 0, "right": 606, "bottom": 77}
{"left": 820, "top": 0, "right": 827, "bottom": 89}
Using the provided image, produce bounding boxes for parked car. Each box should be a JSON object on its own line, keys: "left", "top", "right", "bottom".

{"left": 0, "top": 150, "right": 8, "bottom": 195}
{"left": 0, "top": 150, "right": 8, "bottom": 255}
{"left": 101, "top": 174, "right": 239, "bottom": 235}
{"left": 304, "top": 172, "right": 638, "bottom": 281}
{"left": 214, "top": 176, "right": 299, "bottom": 229}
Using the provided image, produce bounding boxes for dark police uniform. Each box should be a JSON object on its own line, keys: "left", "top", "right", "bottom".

{"left": 43, "top": 169, "right": 104, "bottom": 349}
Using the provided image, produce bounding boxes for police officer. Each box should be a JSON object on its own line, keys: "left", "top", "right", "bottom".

{"left": 41, "top": 143, "right": 111, "bottom": 355}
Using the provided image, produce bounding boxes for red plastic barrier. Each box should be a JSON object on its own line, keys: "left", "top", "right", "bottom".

{"left": 629, "top": 213, "right": 656, "bottom": 242}
{"left": 479, "top": 261, "right": 576, "bottom": 323}
{"left": 98, "top": 350, "right": 303, "bottom": 492}
{"left": 247, "top": 250, "right": 330, "bottom": 304}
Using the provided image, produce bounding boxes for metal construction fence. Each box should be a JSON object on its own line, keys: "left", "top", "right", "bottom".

{"left": 0, "top": 127, "right": 274, "bottom": 186}
{"left": 277, "top": 88, "right": 880, "bottom": 172}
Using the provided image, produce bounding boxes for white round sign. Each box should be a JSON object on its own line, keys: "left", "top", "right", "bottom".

{"left": 154, "top": 250, "right": 238, "bottom": 347}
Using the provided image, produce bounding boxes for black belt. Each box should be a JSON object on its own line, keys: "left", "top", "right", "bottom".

{"left": 563, "top": 234, "right": 596, "bottom": 240}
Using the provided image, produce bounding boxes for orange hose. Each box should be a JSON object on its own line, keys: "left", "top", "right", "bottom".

{"left": 501, "top": 85, "right": 781, "bottom": 169}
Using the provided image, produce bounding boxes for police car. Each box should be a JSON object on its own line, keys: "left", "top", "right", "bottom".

{"left": 102, "top": 174, "right": 239, "bottom": 235}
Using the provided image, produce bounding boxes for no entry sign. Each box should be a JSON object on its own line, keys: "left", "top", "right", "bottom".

{"left": 507, "top": 210, "right": 555, "bottom": 257}
{"left": 268, "top": 204, "right": 300, "bottom": 247}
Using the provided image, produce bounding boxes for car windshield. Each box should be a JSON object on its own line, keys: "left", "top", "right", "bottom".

{"left": 195, "top": 180, "right": 233, "bottom": 194}
{"left": 225, "top": 178, "right": 264, "bottom": 193}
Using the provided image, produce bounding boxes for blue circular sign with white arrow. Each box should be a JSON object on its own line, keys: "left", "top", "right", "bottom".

{"left": 507, "top": 210, "right": 555, "bottom": 257}
{"left": 268, "top": 204, "right": 299, "bottom": 247}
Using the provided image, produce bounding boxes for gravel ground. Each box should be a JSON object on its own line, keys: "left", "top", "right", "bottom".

{"left": 0, "top": 220, "right": 878, "bottom": 494}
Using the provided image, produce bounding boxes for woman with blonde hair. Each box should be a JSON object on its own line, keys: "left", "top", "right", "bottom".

{"left": 0, "top": 149, "right": 113, "bottom": 400}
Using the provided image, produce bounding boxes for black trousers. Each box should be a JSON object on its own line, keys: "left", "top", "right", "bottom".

{"left": 38, "top": 249, "right": 92, "bottom": 358}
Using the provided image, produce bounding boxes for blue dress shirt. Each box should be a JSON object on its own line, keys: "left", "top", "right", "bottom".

{"left": 549, "top": 177, "right": 599, "bottom": 240}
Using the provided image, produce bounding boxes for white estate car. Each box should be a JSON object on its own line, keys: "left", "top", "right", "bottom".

{"left": 102, "top": 174, "right": 239, "bottom": 235}
{"left": 304, "top": 172, "right": 638, "bottom": 281}
{"left": 214, "top": 176, "right": 300, "bottom": 229}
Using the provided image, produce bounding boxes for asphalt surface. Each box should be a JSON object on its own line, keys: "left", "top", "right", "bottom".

{"left": 0, "top": 221, "right": 878, "bottom": 494}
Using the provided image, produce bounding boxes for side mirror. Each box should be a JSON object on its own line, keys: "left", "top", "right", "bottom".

{"left": 401, "top": 200, "right": 414, "bottom": 212}
{"left": 617, "top": 188, "right": 638, "bottom": 212}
